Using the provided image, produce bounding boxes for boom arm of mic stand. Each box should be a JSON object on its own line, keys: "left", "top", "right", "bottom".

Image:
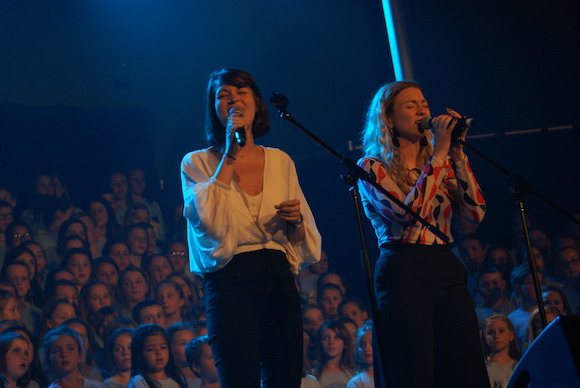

{"left": 275, "top": 106, "right": 449, "bottom": 243}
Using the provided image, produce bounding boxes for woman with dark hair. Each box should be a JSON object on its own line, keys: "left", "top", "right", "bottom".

{"left": 181, "top": 68, "right": 321, "bottom": 387}
{"left": 357, "top": 81, "right": 488, "bottom": 387}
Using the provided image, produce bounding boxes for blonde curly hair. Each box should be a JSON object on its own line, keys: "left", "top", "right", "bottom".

{"left": 360, "top": 81, "right": 433, "bottom": 194}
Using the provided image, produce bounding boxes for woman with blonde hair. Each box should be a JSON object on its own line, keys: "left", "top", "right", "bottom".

{"left": 358, "top": 81, "right": 488, "bottom": 387}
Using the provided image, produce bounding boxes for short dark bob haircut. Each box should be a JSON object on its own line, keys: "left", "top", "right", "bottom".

{"left": 205, "top": 68, "right": 270, "bottom": 147}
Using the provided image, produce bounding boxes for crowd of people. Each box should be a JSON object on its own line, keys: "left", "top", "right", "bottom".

{"left": 0, "top": 72, "right": 579, "bottom": 388}
{"left": 0, "top": 167, "right": 578, "bottom": 388}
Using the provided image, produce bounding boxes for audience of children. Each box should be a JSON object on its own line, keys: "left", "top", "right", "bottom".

{"left": 1, "top": 172, "right": 579, "bottom": 388}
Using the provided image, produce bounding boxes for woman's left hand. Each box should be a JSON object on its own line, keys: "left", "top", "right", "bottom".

{"left": 446, "top": 108, "right": 467, "bottom": 161}
{"left": 275, "top": 199, "right": 302, "bottom": 224}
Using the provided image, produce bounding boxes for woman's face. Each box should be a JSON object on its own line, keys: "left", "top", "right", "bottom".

{"left": 156, "top": 283, "right": 183, "bottom": 317}
{"left": 67, "top": 253, "right": 91, "bottom": 286}
{"left": 95, "top": 262, "right": 119, "bottom": 288}
{"left": 87, "top": 284, "right": 112, "bottom": 313}
{"left": 89, "top": 201, "right": 108, "bottom": 227}
{"left": 6, "top": 265, "right": 30, "bottom": 299}
{"left": 112, "top": 334, "right": 132, "bottom": 372}
{"left": 321, "top": 328, "right": 344, "bottom": 360}
{"left": 385, "top": 86, "right": 430, "bottom": 143}
{"left": 127, "top": 228, "right": 148, "bottom": 255}
{"left": 110, "top": 173, "right": 128, "bottom": 200}
{"left": 121, "top": 271, "right": 149, "bottom": 303}
{"left": 108, "top": 242, "right": 131, "bottom": 271}
{"left": 214, "top": 83, "right": 257, "bottom": 130}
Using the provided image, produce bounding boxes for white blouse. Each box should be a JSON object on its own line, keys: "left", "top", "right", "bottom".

{"left": 181, "top": 146, "right": 321, "bottom": 276}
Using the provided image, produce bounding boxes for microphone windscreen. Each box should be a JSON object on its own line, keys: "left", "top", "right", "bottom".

{"left": 419, "top": 116, "right": 433, "bottom": 131}
{"left": 229, "top": 106, "right": 244, "bottom": 116}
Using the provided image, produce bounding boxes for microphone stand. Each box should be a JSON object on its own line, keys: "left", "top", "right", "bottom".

{"left": 455, "top": 137, "right": 576, "bottom": 328}
{"left": 269, "top": 93, "right": 449, "bottom": 385}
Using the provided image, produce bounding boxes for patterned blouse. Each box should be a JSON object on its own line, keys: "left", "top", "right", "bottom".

{"left": 357, "top": 155, "right": 485, "bottom": 246}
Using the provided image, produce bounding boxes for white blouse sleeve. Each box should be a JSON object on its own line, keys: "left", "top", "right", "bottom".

{"left": 181, "top": 150, "right": 240, "bottom": 273}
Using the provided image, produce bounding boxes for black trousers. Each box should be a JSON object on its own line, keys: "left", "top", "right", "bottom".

{"left": 374, "top": 244, "right": 490, "bottom": 388}
{"left": 203, "top": 249, "right": 303, "bottom": 388}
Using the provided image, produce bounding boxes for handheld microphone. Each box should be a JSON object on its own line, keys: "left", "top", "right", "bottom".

{"left": 228, "top": 106, "right": 246, "bottom": 146}
{"left": 418, "top": 116, "right": 475, "bottom": 133}
{"left": 418, "top": 116, "right": 475, "bottom": 145}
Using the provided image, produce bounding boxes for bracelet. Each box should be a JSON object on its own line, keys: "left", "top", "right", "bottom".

{"left": 225, "top": 153, "right": 236, "bottom": 161}
{"left": 289, "top": 214, "right": 304, "bottom": 228}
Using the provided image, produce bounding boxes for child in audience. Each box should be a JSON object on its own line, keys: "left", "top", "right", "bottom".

{"left": 164, "top": 241, "right": 189, "bottom": 277}
{"left": 42, "top": 326, "right": 104, "bottom": 388}
{"left": 167, "top": 273, "right": 199, "bottom": 309}
{"left": 93, "top": 258, "right": 121, "bottom": 291}
{"left": 299, "top": 250, "right": 329, "bottom": 305}
{"left": 458, "top": 234, "right": 487, "bottom": 297}
{"left": 103, "top": 328, "right": 134, "bottom": 388}
{"left": 0, "top": 290, "right": 20, "bottom": 322}
{"left": 128, "top": 168, "right": 167, "bottom": 244}
{"left": 0, "top": 262, "right": 40, "bottom": 332}
{"left": 541, "top": 285, "right": 572, "bottom": 315}
{"left": 317, "top": 284, "right": 343, "bottom": 321}
{"left": 1, "top": 322, "right": 48, "bottom": 387}
{"left": 314, "top": 321, "right": 355, "bottom": 388}
{"left": 42, "top": 298, "right": 77, "bottom": 334}
{"left": 528, "top": 305, "right": 560, "bottom": 342}
{"left": 46, "top": 279, "right": 79, "bottom": 308}
{"left": 481, "top": 313, "right": 521, "bottom": 388}
{"left": 166, "top": 323, "right": 199, "bottom": 387}
{"left": 103, "top": 241, "right": 131, "bottom": 273}
{"left": 124, "top": 225, "right": 149, "bottom": 268}
{"left": 338, "top": 299, "right": 368, "bottom": 329}
{"left": 155, "top": 281, "right": 184, "bottom": 327}
{"left": 20, "top": 240, "right": 48, "bottom": 289}
{"left": 508, "top": 265, "right": 543, "bottom": 351}
{"left": 185, "top": 335, "right": 218, "bottom": 388}
{"left": 3, "top": 246, "right": 43, "bottom": 308}
{"left": 347, "top": 321, "right": 374, "bottom": 388}
{"left": 0, "top": 332, "right": 30, "bottom": 388}
{"left": 62, "top": 318, "right": 109, "bottom": 381}
{"left": 132, "top": 300, "right": 166, "bottom": 328}
{"left": 88, "top": 198, "right": 122, "bottom": 247}
{"left": 62, "top": 248, "right": 93, "bottom": 290}
{"left": 79, "top": 281, "right": 114, "bottom": 326}
{"left": 317, "top": 270, "right": 346, "bottom": 297}
{"left": 144, "top": 255, "right": 173, "bottom": 290}
{"left": 108, "top": 172, "right": 131, "bottom": 226}
{"left": 119, "top": 267, "right": 150, "bottom": 318}
{"left": 128, "top": 324, "right": 187, "bottom": 388}
{"left": 474, "top": 265, "right": 517, "bottom": 325}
